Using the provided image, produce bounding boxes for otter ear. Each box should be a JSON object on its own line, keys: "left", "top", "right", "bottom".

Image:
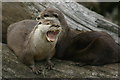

{"left": 53, "top": 13, "right": 58, "bottom": 18}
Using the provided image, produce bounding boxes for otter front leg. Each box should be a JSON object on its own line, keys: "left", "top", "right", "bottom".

{"left": 20, "top": 52, "right": 42, "bottom": 74}
{"left": 45, "top": 50, "right": 55, "bottom": 70}
{"left": 45, "top": 57, "right": 54, "bottom": 70}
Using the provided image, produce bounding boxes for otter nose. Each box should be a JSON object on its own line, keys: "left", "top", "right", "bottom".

{"left": 51, "top": 24, "right": 60, "bottom": 28}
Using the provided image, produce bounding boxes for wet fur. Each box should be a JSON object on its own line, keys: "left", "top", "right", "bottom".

{"left": 7, "top": 20, "right": 37, "bottom": 65}
{"left": 7, "top": 19, "right": 61, "bottom": 67}
{"left": 39, "top": 8, "right": 120, "bottom": 66}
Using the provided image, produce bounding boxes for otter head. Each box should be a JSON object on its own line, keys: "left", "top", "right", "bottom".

{"left": 36, "top": 8, "right": 65, "bottom": 23}
{"left": 35, "top": 19, "right": 62, "bottom": 42}
{"left": 36, "top": 8, "right": 69, "bottom": 33}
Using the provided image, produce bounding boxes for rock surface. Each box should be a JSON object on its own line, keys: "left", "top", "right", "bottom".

{"left": 1, "top": 2, "right": 120, "bottom": 79}
{"left": 2, "top": 2, "right": 36, "bottom": 43}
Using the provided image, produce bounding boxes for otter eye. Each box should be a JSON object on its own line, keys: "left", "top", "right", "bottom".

{"left": 36, "top": 17, "right": 41, "bottom": 21}
{"left": 46, "top": 22, "right": 50, "bottom": 25}
{"left": 53, "top": 13, "right": 58, "bottom": 18}
{"left": 44, "top": 14, "right": 49, "bottom": 17}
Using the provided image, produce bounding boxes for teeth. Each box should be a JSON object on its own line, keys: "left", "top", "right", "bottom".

{"left": 49, "top": 30, "right": 59, "bottom": 32}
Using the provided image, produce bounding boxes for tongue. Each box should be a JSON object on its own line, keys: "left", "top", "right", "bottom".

{"left": 47, "top": 31, "right": 59, "bottom": 42}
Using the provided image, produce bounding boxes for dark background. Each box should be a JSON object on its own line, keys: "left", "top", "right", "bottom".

{"left": 79, "top": 2, "right": 119, "bottom": 26}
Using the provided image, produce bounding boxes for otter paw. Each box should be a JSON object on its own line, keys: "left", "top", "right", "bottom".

{"left": 45, "top": 62, "right": 54, "bottom": 70}
{"left": 30, "top": 66, "right": 42, "bottom": 74}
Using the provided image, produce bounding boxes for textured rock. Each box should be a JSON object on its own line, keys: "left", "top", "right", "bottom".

{"left": 2, "top": 2, "right": 36, "bottom": 43}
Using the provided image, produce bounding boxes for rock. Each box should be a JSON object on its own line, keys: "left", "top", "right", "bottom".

{"left": 2, "top": 2, "right": 36, "bottom": 43}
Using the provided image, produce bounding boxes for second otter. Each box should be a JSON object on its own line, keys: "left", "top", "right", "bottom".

{"left": 38, "top": 8, "right": 120, "bottom": 66}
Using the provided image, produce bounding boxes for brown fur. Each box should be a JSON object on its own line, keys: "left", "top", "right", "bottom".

{"left": 39, "top": 8, "right": 120, "bottom": 66}
{"left": 7, "top": 20, "right": 37, "bottom": 66}
{"left": 7, "top": 19, "right": 62, "bottom": 73}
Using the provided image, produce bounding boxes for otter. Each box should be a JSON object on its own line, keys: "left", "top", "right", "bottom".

{"left": 7, "top": 19, "right": 62, "bottom": 74}
{"left": 37, "top": 8, "right": 120, "bottom": 66}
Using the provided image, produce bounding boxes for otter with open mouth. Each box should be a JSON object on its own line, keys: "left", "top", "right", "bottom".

{"left": 7, "top": 19, "right": 62, "bottom": 74}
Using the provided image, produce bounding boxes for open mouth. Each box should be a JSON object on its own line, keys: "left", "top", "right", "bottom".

{"left": 46, "top": 30, "right": 60, "bottom": 42}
